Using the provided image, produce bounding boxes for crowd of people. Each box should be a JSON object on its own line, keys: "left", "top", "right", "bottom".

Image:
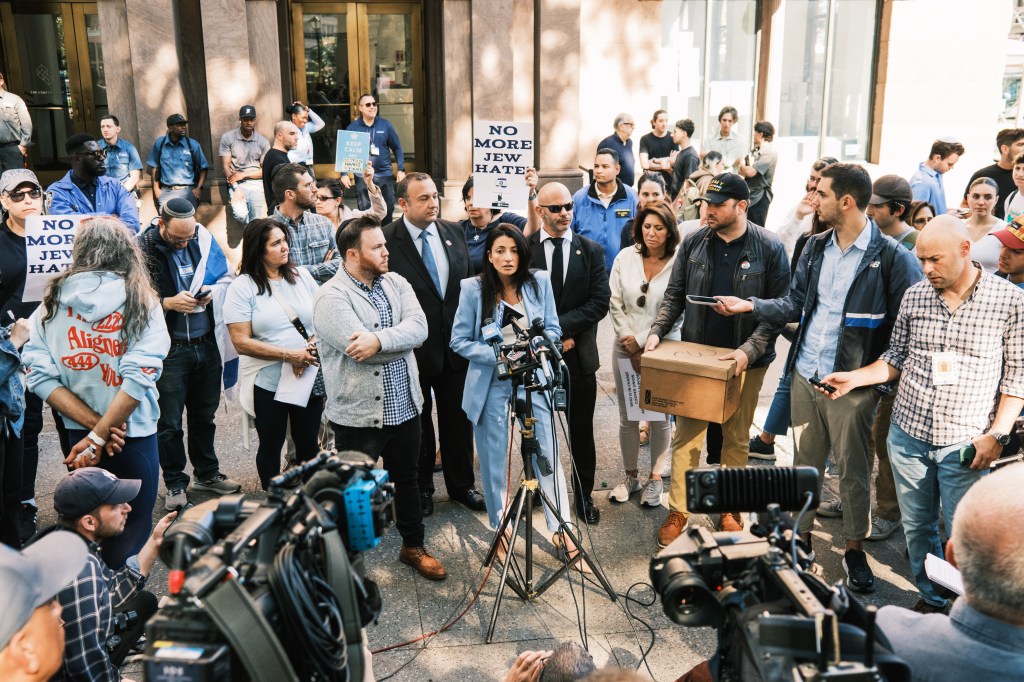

{"left": 0, "top": 79, "right": 1023, "bottom": 680}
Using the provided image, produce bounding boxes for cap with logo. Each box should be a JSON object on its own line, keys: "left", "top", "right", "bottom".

{"left": 166, "top": 113, "right": 188, "bottom": 127}
{"left": 0, "top": 168, "right": 42, "bottom": 194}
{"left": 54, "top": 467, "right": 141, "bottom": 519}
{"left": 992, "top": 215, "right": 1024, "bottom": 251}
{"left": 0, "top": 531, "right": 89, "bottom": 649}
{"left": 869, "top": 175, "right": 913, "bottom": 205}
{"left": 699, "top": 172, "right": 750, "bottom": 204}
{"left": 239, "top": 105, "right": 257, "bottom": 119}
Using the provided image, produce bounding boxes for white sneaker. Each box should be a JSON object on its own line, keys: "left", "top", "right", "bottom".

{"left": 866, "top": 516, "right": 902, "bottom": 541}
{"left": 609, "top": 475, "right": 642, "bottom": 502}
{"left": 641, "top": 478, "right": 663, "bottom": 508}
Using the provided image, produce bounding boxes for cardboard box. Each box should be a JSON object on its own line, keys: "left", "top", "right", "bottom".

{"left": 639, "top": 340, "right": 740, "bottom": 423}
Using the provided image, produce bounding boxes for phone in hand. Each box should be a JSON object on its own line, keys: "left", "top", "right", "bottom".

{"left": 808, "top": 375, "right": 837, "bottom": 394}
{"left": 196, "top": 287, "right": 212, "bottom": 300}
{"left": 686, "top": 295, "right": 720, "bottom": 306}
{"left": 959, "top": 444, "right": 976, "bottom": 468}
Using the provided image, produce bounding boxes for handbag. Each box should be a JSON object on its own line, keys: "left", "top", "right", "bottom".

{"left": 268, "top": 285, "right": 325, "bottom": 398}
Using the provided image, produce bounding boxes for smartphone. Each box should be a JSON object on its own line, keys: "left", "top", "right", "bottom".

{"left": 196, "top": 287, "right": 212, "bottom": 300}
{"left": 807, "top": 375, "right": 837, "bottom": 394}
{"left": 686, "top": 295, "right": 720, "bottom": 306}
{"left": 959, "top": 444, "right": 976, "bottom": 468}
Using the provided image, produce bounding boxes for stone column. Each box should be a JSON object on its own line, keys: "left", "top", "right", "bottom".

{"left": 537, "top": 0, "right": 585, "bottom": 191}
{"left": 441, "top": 0, "right": 472, "bottom": 218}
{"left": 96, "top": 0, "right": 139, "bottom": 146}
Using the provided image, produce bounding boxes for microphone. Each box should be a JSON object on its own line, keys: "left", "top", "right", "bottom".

{"left": 529, "top": 317, "right": 566, "bottom": 367}
{"left": 530, "top": 337, "right": 554, "bottom": 388}
{"left": 482, "top": 318, "right": 510, "bottom": 380}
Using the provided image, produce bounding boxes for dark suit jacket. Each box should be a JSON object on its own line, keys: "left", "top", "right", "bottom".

{"left": 527, "top": 230, "right": 610, "bottom": 375}
{"left": 383, "top": 217, "right": 473, "bottom": 377}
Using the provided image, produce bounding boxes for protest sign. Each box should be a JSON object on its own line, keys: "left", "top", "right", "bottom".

{"left": 617, "top": 359, "right": 666, "bottom": 422}
{"left": 23, "top": 214, "right": 86, "bottom": 302}
{"left": 336, "top": 130, "right": 371, "bottom": 173}
{"left": 472, "top": 121, "right": 533, "bottom": 211}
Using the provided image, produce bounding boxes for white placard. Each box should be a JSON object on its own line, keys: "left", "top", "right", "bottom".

{"left": 23, "top": 215, "right": 88, "bottom": 302}
{"left": 617, "top": 358, "right": 666, "bottom": 422}
{"left": 274, "top": 365, "right": 318, "bottom": 407}
{"left": 472, "top": 121, "right": 534, "bottom": 211}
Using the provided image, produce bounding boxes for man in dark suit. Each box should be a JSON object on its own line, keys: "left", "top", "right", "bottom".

{"left": 529, "top": 182, "right": 610, "bottom": 523}
{"left": 383, "top": 172, "right": 485, "bottom": 515}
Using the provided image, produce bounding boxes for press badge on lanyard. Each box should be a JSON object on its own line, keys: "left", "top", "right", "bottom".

{"left": 931, "top": 351, "right": 959, "bottom": 386}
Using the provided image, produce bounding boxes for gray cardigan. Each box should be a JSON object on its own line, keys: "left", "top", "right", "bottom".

{"left": 313, "top": 268, "right": 427, "bottom": 428}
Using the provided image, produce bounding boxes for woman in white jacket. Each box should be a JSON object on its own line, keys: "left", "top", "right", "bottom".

{"left": 608, "top": 200, "right": 681, "bottom": 507}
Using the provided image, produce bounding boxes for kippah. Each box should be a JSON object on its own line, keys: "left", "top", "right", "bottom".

{"left": 163, "top": 197, "right": 196, "bottom": 219}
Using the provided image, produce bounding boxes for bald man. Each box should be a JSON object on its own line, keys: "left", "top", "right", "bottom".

{"left": 818, "top": 214, "right": 1024, "bottom": 612}
{"left": 876, "top": 464, "right": 1024, "bottom": 679}
{"left": 262, "top": 121, "right": 300, "bottom": 213}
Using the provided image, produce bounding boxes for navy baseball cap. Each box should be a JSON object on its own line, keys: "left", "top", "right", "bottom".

{"left": 166, "top": 113, "right": 188, "bottom": 126}
{"left": 54, "top": 467, "right": 141, "bottom": 519}
{"left": 0, "top": 531, "right": 88, "bottom": 649}
{"left": 700, "top": 172, "right": 750, "bottom": 204}
{"left": 239, "top": 105, "right": 257, "bottom": 119}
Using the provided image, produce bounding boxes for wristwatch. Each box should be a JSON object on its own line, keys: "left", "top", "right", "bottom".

{"left": 988, "top": 431, "right": 1011, "bottom": 446}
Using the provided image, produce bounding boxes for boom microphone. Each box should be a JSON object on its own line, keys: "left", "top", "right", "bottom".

{"left": 685, "top": 466, "right": 819, "bottom": 513}
{"left": 481, "top": 317, "right": 510, "bottom": 380}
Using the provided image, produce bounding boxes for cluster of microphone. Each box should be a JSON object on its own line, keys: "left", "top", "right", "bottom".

{"left": 481, "top": 316, "right": 566, "bottom": 389}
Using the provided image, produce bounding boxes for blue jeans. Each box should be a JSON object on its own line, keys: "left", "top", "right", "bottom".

{"left": 355, "top": 174, "right": 397, "bottom": 224}
{"left": 228, "top": 179, "right": 265, "bottom": 224}
{"left": 762, "top": 370, "right": 792, "bottom": 437}
{"left": 156, "top": 337, "right": 223, "bottom": 490}
{"left": 887, "top": 422, "right": 987, "bottom": 606}
{"left": 158, "top": 187, "right": 197, "bottom": 210}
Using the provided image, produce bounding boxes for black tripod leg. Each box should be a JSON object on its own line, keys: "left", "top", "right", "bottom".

{"left": 486, "top": 484, "right": 529, "bottom": 642}
{"left": 484, "top": 485, "right": 524, "bottom": 567}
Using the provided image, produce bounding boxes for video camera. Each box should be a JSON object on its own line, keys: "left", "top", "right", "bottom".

{"left": 142, "top": 451, "right": 394, "bottom": 682}
{"left": 650, "top": 467, "right": 910, "bottom": 682}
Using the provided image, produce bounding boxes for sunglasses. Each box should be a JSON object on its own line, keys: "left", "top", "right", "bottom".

{"left": 540, "top": 202, "right": 574, "bottom": 214}
{"left": 316, "top": 194, "right": 337, "bottom": 202}
{"left": 4, "top": 188, "right": 42, "bottom": 203}
{"left": 362, "top": 101, "right": 378, "bottom": 107}
{"left": 76, "top": 148, "right": 107, "bottom": 160}
{"left": 637, "top": 281, "right": 649, "bottom": 308}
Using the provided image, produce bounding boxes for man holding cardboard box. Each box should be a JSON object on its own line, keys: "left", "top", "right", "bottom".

{"left": 644, "top": 173, "right": 789, "bottom": 547}
{"left": 714, "top": 163, "right": 922, "bottom": 593}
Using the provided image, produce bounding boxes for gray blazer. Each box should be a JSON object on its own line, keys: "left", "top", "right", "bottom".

{"left": 313, "top": 268, "right": 427, "bottom": 428}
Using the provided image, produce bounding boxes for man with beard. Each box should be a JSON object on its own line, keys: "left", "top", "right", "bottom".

{"left": 313, "top": 216, "right": 447, "bottom": 581}
{"left": 715, "top": 164, "right": 922, "bottom": 594}
{"left": 262, "top": 121, "right": 301, "bottom": 214}
{"left": 645, "top": 173, "right": 789, "bottom": 546}
{"left": 271, "top": 162, "right": 339, "bottom": 284}
{"left": 48, "top": 134, "right": 139, "bottom": 231}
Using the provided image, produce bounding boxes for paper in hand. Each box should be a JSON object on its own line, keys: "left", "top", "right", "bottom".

{"left": 925, "top": 553, "right": 964, "bottom": 596}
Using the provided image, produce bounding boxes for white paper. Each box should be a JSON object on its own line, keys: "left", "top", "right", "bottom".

{"left": 23, "top": 214, "right": 87, "bottom": 302}
{"left": 924, "top": 553, "right": 964, "bottom": 596}
{"left": 472, "top": 121, "right": 534, "bottom": 212}
{"left": 274, "top": 365, "right": 318, "bottom": 407}
{"left": 617, "top": 359, "right": 666, "bottom": 422}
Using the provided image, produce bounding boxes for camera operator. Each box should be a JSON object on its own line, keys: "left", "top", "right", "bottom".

{"left": 0, "top": 532, "right": 89, "bottom": 682}
{"left": 875, "top": 464, "right": 1024, "bottom": 679}
{"left": 817, "top": 216, "right": 1024, "bottom": 613}
{"left": 47, "top": 467, "right": 176, "bottom": 681}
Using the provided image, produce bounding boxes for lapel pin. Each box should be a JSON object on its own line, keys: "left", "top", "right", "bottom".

{"left": 445, "top": 239, "right": 452, "bottom": 246}
{"left": 576, "top": 250, "right": 581, "bottom": 255}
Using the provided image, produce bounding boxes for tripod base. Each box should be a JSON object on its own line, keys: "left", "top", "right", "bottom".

{"left": 483, "top": 476, "right": 617, "bottom": 643}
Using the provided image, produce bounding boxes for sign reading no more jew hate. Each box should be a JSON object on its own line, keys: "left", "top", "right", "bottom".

{"left": 23, "top": 214, "right": 88, "bottom": 303}
{"left": 472, "top": 121, "right": 534, "bottom": 212}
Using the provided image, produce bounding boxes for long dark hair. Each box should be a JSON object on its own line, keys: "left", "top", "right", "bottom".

{"left": 238, "top": 218, "right": 297, "bottom": 295}
{"left": 478, "top": 224, "right": 537, "bottom": 319}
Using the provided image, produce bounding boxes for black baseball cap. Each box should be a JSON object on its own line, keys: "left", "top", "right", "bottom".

{"left": 239, "top": 105, "right": 257, "bottom": 119}
{"left": 54, "top": 467, "right": 141, "bottom": 519}
{"left": 699, "top": 173, "right": 750, "bottom": 204}
{"left": 166, "top": 113, "right": 188, "bottom": 126}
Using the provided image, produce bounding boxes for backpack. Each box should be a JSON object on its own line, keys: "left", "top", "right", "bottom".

{"left": 675, "top": 170, "right": 714, "bottom": 221}
{"left": 153, "top": 134, "right": 201, "bottom": 185}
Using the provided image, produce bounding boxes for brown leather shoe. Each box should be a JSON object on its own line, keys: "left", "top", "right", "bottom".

{"left": 719, "top": 512, "right": 743, "bottom": 532}
{"left": 658, "top": 511, "right": 688, "bottom": 548}
{"left": 399, "top": 546, "right": 448, "bottom": 581}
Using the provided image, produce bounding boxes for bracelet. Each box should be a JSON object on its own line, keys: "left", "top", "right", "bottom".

{"left": 87, "top": 431, "right": 106, "bottom": 447}
{"left": 528, "top": 192, "right": 538, "bottom": 201}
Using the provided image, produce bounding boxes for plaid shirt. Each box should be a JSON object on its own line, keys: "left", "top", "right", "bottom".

{"left": 272, "top": 207, "right": 339, "bottom": 284}
{"left": 881, "top": 268, "right": 1024, "bottom": 445}
{"left": 56, "top": 540, "right": 147, "bottom": 681}
{"left": 343, "top": 266, "right": 418, "bottom": 425}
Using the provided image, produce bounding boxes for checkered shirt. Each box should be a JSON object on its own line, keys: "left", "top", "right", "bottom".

{"left": 55, "top": 539, "right": 147, "bottom": 681}
{"left": 272, "top": 207, "right": 339, "bottom": 284}
{"left": 881, "top": 269, "right": 1024, "bottom": 446}
{"left": 343, "top": 266, "right": 418, "bottom": 425}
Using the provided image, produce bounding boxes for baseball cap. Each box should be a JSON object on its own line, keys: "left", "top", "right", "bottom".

{"left": 869, "top": 175, "right": 913, "bottom": 205}
{"left": 699, "top": 173, "right": 750, "bottom": 204}
{"left": 0, "top": 168, "right": 42, "bottom": 194}
{"left": 0, "top": 531, "right": 89, "bottom": 649}
{"left": 166, "top": 113, "right": 188, "bottom": 127}
{"left": 992, "top": 216, "right": 1024, "bottom": 251}
{"left": 162, "top": 197, "right": 197, "bottom": 219}
{"left": 239, "top": 105, "right": 257, "bottom": 119}
{"left": 53, "top": 467, "right": 141, "bottom": 519}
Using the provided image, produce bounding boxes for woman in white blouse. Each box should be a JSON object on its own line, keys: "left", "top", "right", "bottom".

{"left": 286, "top": 101, "right": 326, "bottom": 176}
{"left": 608, "top": 200, "right": 682, "bottom": 507}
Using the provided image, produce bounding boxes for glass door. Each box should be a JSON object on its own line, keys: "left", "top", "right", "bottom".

{"left": 0, "top": 1, "right": 105, "bottom": 183}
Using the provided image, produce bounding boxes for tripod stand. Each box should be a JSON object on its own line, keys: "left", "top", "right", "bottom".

{"left": 482, "top": 366, "right": 617, "bottom": 643}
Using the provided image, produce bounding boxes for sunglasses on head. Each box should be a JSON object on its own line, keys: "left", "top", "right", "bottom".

{"left": 540, "top": 202, "right": 574, "bottom": 214}
{"left": 3, "top": 188, "right": 42, "bottom": 203}
{"left": 637, "top": 281, "right": 649, "bottom": 308}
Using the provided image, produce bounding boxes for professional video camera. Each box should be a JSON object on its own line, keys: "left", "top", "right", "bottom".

{"left": 650, "top": 467, "right": 910, "bottom": 682}
{"left": 141, "top": 451, "right": 394, "bottom": 682}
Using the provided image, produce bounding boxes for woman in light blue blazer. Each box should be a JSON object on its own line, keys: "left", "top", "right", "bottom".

{"left": 450, "top": 224, "right": 576, "bottom": 557}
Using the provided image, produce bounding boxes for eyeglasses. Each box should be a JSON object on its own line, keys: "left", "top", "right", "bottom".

{"left": 540, "top": 202, "right": 574, "bottom": 214}
{"left": 620, "top": 122, "right": 635, "bottom": 127}
{"left": 362, "top": 101, "right": 378, "bottom": 107}
{"left": 165, "top": 227, "right": 199, "bottom": 246}
{"left": 4, "top": 188, "right": 42, "bottom": 203}
{"left": 637, "top": 281, "right": 649, "bottom": 308}
{"left": 76, "top": 149, "right": 106, "bottom": 160}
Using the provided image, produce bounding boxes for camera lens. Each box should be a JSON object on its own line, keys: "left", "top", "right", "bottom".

{"left": 656, "top": 558, "right": 725, "bottom": 627}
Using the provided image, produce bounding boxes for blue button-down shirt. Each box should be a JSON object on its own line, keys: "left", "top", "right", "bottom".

{"left": 910, "top": 163, "right": 947, "bottom": 215}
{"left": 795, "top": 223, "right": 872, "bottom": 380}
{"left": 99, "top": 138, "right": 143, "bottom": 185}
{"left": 145, "top": 135, "right": 209, "bottom": 186}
